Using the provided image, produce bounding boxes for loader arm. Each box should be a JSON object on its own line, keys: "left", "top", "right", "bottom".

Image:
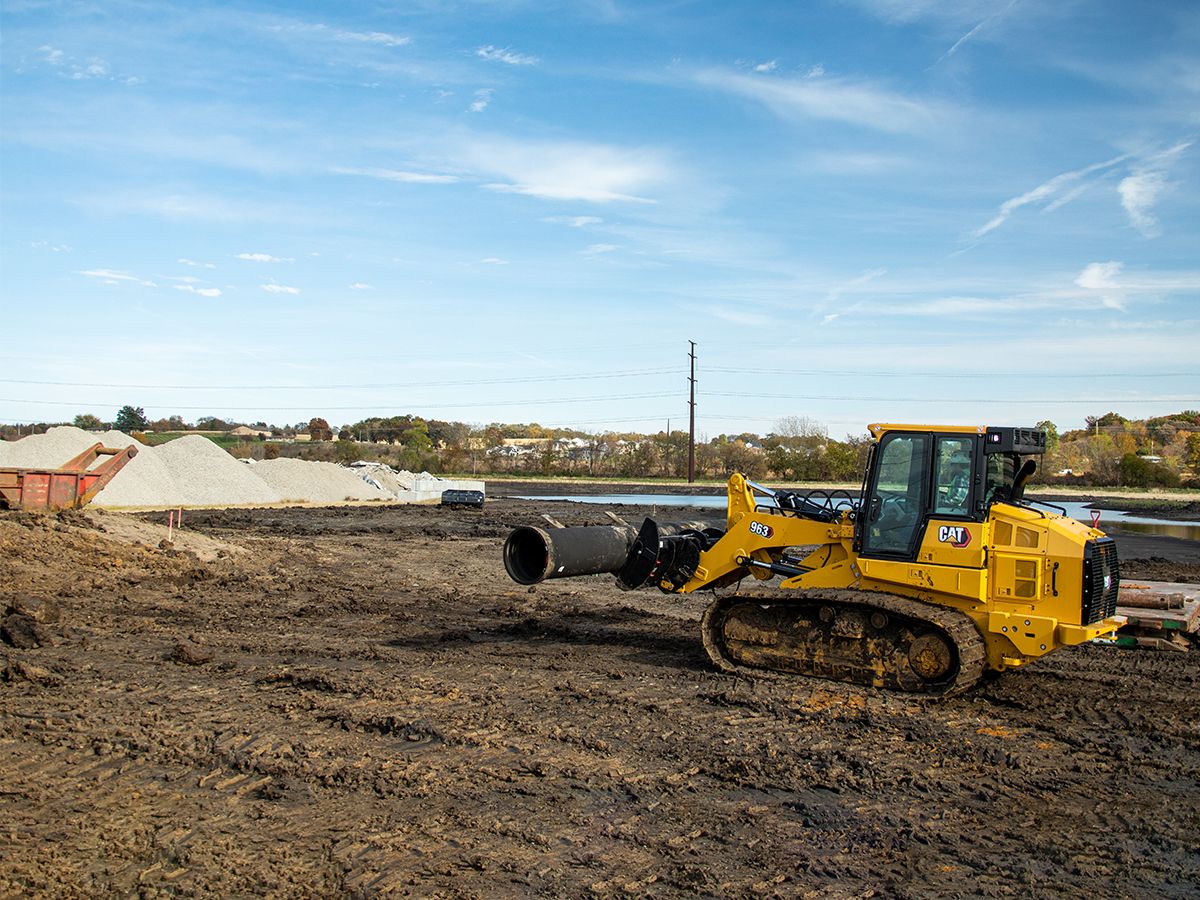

{"left": 673, "top": 473, "right": 859, "bottom": 593}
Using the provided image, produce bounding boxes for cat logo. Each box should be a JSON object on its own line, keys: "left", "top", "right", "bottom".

{"left": 937, "top": 525, "right": 972, "bottom": 548}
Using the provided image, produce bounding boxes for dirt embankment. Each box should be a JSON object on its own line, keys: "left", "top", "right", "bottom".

{"left": 1, "top": 501, "right": 1198, "bottom": 897}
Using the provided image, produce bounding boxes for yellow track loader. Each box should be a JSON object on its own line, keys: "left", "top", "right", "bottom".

{"left": 504, "top": 424, "right": 1122, "bottom": 696}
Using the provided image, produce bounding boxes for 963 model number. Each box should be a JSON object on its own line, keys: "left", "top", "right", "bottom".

{"left": 749, "top": 521, "right": 774, "bottom": 538}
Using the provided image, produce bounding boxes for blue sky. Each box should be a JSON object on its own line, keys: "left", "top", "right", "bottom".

{"left": 2, "top": 0, "right": 1197, "bottom": 439}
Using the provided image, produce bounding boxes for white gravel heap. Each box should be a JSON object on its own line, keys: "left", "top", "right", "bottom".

{"left": 156, "top": 436, "right": 283, "bottom": 507}
{"left": 252, "top": 458, "right": 391, "bottom": 504}
{"left": 0, "top": 425, "right": 481, "bottom": 509}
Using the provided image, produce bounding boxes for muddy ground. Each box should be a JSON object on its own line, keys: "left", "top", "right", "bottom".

{"left": 1, "top": 497, "right": 1198, "bottom": 898}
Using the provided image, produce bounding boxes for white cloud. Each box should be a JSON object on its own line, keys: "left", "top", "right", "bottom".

{"left": 477, "top": 45, "right": 539, "bottom": 66}
{"left": 350, "top": 282, "right": 373, "bottom": 290}
{"left": 754, "top": 60, "right": 778, "bottom": 73}
{"left": 971, "top": 153, "right": 1129, "bottom": 238}
{"left": 465, "top": 137, "right": 668, "bottom": 203}
{"left": 1075, "top": 261, "right": 1126, "bottom": 310}
{"left": 693, "top": 68, "right": 945, "bottom": 133}
{"left": 74, "top": 60, "right": 108, "bottom": 80}
{"left": 79, "top": 268, "right": 156, "bottom": 287}
{"left": 337, "top": 29, "right": 410, "bottom": 47}
{"left": 544, "top": 215, "right": 603, "bottom": 227}
{"left": 479, "top": 257, "right": 509, "bottom": 265}
{"left": 39, "top": 45, "right": 64, "bottom": 65}
{"left": 262, "top": 283, "right": 300, "bottom": 294}
{"left": 178, "top": 258, "right": 215, "bottom": 268}
{"left": 1075, "top": 261, "right": 1123, "bottom": 291}
{"left": 269, "top": 23, "right": 409, "bottom": 48}
{"left": 470, "top": 89, "right": 493, "bottom": 113}
{"left": 334, "top": 166, "right": 460, "bottom": 184}
{"left": 237, "top": 252, "right": 293, "bottom": 263}
{"left": 584, "top": 243, "right": 619, "bottom": 254}
{"left": 175, "top": 284, "right": 222, "bottom": 298}
{"left": 1118, "top": 172, "right": 1166, "bottom": 237}
{"left": 1118, "top": 142, "right": 1190, "bottom": 238}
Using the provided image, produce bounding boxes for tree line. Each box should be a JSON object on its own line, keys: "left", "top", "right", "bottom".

{"left": 4, "top": 407, "right": 1197, "bottom": 486}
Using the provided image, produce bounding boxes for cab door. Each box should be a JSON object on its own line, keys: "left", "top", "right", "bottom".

{"left": 861, "top": 431, "right": 932, "bottom": 560}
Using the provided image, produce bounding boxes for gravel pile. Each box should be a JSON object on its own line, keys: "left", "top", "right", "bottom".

{"left": 349, "top": 462, "right": 414, "bottom": 495}
{"left": 252, "top": 458, "right": 390, "bottom": 503}
{"left": 156, "top": 437, "right": 283, "bottom": 507}
{"left": 1, "top": 426, "right": 479, "bottom": 509}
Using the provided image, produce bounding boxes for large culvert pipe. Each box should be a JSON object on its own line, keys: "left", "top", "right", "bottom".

{"left": 504, "top": 519, "right": 722, "bottom": 585}
{"left": 504, "top": 524, "right": 635, "bottom": 584}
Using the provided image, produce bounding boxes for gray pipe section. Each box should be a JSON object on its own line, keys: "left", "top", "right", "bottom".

{"left": 503, "top": 519, "right": 720, "bottom": 585}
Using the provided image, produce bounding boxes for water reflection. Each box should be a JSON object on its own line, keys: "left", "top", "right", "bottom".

{"left": 515, "top": 494, "right": 1200, "bottom": 541}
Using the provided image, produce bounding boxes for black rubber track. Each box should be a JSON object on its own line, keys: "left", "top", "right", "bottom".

{"left": 700, "top": 587, "right": 987, "bottom": 698}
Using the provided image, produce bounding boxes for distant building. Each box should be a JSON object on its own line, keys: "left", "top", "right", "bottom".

{"left": 229, "top": 425, "right": 272, "bottom": 439}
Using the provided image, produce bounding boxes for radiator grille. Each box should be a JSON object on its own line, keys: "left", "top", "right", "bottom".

{"left": 1081, "top": 538, "right": 1120, "bottom": 624}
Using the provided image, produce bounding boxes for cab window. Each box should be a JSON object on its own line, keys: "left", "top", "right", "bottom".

{"left": 934, "top": 436, "right": 974, "bottom": 517}
{"left": 863, "top": 433, "right": 931, "bottom": 556}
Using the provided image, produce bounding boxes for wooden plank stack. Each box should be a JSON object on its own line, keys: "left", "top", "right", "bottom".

{"left": 1114, "top": 580, "right": 1200, "bottom": 651}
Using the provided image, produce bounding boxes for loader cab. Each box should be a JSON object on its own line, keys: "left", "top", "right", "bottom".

{"left": 856, "top": 425, "right": 1045, "bottom": 561}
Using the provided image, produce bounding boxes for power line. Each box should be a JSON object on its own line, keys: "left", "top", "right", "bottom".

{"left": 0, "top": 391, "right": 679, "bottom": 412}
{"left": 705, "top": 366, "right": 1197, "bottom": 379}
{"left": 0, "top": 367, "right": 680, "bottom": 391}
{"left": 700, "top": 391, "right": 1197, "bottom": 404}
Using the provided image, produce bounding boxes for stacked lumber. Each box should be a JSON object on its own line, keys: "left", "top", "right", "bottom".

{"left": 1115, "top": 581, "right": 1200, "bottom": 652}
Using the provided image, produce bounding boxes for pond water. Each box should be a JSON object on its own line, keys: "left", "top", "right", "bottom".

{"left": 515, "top": 493, "right": 1200, "bottom": 541}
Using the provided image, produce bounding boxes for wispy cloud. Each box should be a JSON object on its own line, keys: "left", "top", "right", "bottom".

{"left": 336, "top": 29, "right": 410, "bottom": 48}
{"left": 477, "top": 45, "right": 539, "bottom": 66}
{"left": 470, "top": 89, "right": 493, "bottom": 113}
{"left": 845, "top": 0, "right": 1007, "bottom": 27}
{"left": 971, "top": 153, "right": 1129, "bottom": 238}
{"left": 1074, "top": 261, "right": 1125, "bottom": 309}
{"left": 178, "top": 258, "right": 214, "bottom": 268}
{"left": 334, "top": 166, "right": 460, "bottom": 184}
{"left": 350, "top": 283, "right": 373, "bottom": 290}
{"left": 1119, "top": 141, "right": 1191, "bottom": 238}
{"left": 261, "top": 283, "right": 300, "bottom": 294}
{"left": 754, "top": 60, "right": 777, "bottom": 73}
{"left": 464, "top": 137, "right": 668, "bottom": 203}
{"left": 79, "top": 268, "right": 156, "bottom": 287}
{"left": 805, "top": 151, "right": 909, "bottom": 174}
{"left": 938, "top": 0, "right": 1020, "bottom": 62}
{"left": 91, "top": 192, "right": 297, "bottom": 224}
{"left": 544, "top": 216, "right": 603, "bottom": 227}
{"left": 175, "top": 284, "right": 222, "bottom": 298}
{"left": 35, "top": 44, "right": 139, "bottom": 84}
{"left": 705, "top": 305, "right": 772, "bottom": 326}
{"left": 583, "top": 243, "right": 619, "bottom": 254}
{"left": 268, "top": 23, "right": 409, "bottom": 48}
{"left": 237, "top": 252, "right": 293, "bottom": 263}
{"left": 479, "top": 257, "right": 509, "bottom": 265}
{"left": 693, "top": 68, "right": 946, "bottom": 133}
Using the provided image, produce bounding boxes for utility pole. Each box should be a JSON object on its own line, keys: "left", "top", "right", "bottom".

{"left": 688, "top": 340, "right": 696, "bottom": 483}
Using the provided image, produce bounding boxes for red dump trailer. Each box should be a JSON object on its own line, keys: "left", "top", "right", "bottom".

{"left": 0, "top": 443, "right": 137, "bottom": 511}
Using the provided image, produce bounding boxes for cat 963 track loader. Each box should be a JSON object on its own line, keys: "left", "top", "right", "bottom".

{"left": 503, "top": 424, "right": 1123, "bottom": 697}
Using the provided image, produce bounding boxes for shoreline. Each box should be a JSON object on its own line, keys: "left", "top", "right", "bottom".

{"left": 485, "top": 478, "right": 1200, "bottom": 521}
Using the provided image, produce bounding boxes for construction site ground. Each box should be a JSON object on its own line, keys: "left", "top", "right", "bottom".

{"left": 2, "top": 496, "right": 1198, "bottom": 898}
